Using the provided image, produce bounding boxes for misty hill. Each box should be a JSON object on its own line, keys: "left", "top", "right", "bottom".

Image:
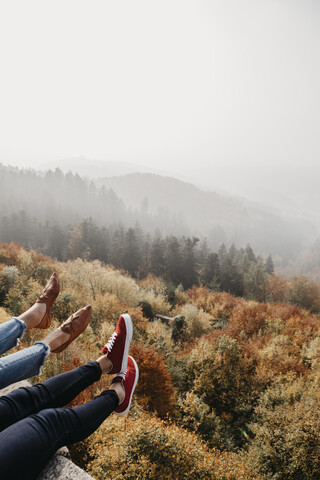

{"left": 95, "top": 172, "right": 316, "bottom": 259}
{"left": 0, "top": 164, "right": 200, "bottom": 239}
{"left": 190, "top": 164, "right": 320, "bottom": 225}
{"left": 0, "top": 164, "right": 127, "bottom": 226}
{"left": 39, "top": 157, "right": 162, "bottom": 178}
{"left": 36, "top": 159, "right": 320, "bottom": 228}
{"left": 0, "top": 164, "right": 316, "bottom": 262}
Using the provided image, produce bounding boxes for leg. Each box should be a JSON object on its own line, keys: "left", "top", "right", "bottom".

{"left": 0, "top": 317, "right": 26, "bottom": 355}
{"left": 0, "top": 360, "right": 104, "bottom": 432}
{"left": 0, "top": 389, "right": 120, "bottom": 480}
{"left": 0, "top": 316, "right": 137, "bottom": 480}
{"left": 0, "top": 306, "right": 92, "bottom": 390}
{"left": 0, "top": 341, "right": 49, "bottom": 390}
{"left": 0, "top": 360, "right": 135, "bottom": 480}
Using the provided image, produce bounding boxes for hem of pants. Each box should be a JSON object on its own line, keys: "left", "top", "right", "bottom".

{"left": 12, "top": 317, "right": 27, "bottom": 345}
{"left": 34, "top": 341, "right": 50, "bottom": 375}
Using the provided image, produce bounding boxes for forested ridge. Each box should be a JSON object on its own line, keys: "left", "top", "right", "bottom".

{"left": 1, "top": 243, "right": 320, "bottom": 479}
{"left": 2, "top": 163, "right": 320, "bottom": 311}
{"left": 0, "top": 163, "right": 316, "bottom": 262}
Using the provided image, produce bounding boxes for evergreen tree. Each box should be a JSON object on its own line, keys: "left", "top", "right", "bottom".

{"left": 109, "top": 226, "right": 125, "bottom": 269}
{"left": 181, "top": 237, "right": 199, "bottom": 289}
{"left": 165, "top": 236, "right": 183, "bottom": 286}
{"left": 139, "top": 235, "right": 152, "bottom": 278}
{"left": 218, "top": 243, "right": 228, "bottom": 262}
{"left": 123, "top": 227, "right": 141, "bottom": 276}
{"left": 150, "top": 237, "right": 166, "bottom": 278}
{"left": 265, "top": 254, "right": 274, "bottom": 274}
{"left": 200, "top": 252, "right": 220, "bottom": 289}
{"left": 245, "top": 244, "right": 257, "bottom": 263}
{"left": 46, "top": 223, "right": 67, "bottom": 261}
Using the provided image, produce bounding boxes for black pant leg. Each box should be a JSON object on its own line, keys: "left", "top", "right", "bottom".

{"left": 0, "top": 390, "right": 119, "bottom": 480}
{"left": 0, "top": 361, "right": 102, "bottom": 432}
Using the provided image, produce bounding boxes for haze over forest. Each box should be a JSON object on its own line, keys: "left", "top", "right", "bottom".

{"left": 1, "top": 161, "right": 320, "bottom": 283}
{"left": 1, "top": 0, "right": 320, "bottom": 277}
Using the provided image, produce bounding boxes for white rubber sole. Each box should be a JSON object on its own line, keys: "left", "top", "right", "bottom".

{"left": 120, "top": 314, "right": 133, "bottom": 374}
{"left": 115, "top": 356, "right": 139, "bottom": 416}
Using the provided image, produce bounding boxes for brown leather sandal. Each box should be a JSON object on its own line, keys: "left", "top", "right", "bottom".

{"left": 35, "top": 272, "right": 60, "bottom": 329}
{"left": 51, "top": 305, "right": 92, "bottom": 353}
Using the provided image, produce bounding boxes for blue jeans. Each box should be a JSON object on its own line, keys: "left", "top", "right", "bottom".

{"left": 0, "top": 361, "right": 118, "bottom": 480}
{"left": 0, "top": 318, "right": 49, "bottom": 389}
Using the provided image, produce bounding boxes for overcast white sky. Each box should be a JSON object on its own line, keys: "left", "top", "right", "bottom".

{"left": 0, "top": 0, "right": 319, "bottom": 172}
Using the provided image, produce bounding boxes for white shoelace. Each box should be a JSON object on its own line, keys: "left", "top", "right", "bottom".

{"left": 105, "top": 332, "right": 117, "bottom": 352}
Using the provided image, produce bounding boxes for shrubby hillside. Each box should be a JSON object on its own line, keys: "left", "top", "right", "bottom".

{"left": 1, "top": 243, "right": 320, "bottom": 479}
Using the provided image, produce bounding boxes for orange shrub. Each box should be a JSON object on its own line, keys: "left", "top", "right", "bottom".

{"left": 185, "top": 286, "right": 239, "bottom": 320}
{"left": 0, "top": 242, "right": 23, "bottom": 265}
{"left": 228, "top": 302, "right": 269, "bottom": 338}
{"left": 129, "top": 343, "right": 176, "bottom": 417}
{"left": 265, "top": 275, "right": 287, "bottom": 303}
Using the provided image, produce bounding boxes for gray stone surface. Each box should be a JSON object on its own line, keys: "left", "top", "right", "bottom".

{"left": 0, "top": 380, "right": 96, "bottom": 480}
{"left": 37, "top": 454, "right": 94, "bottom": 480}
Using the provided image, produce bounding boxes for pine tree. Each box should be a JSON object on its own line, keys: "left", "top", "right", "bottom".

{"left": 165, "top": 236, "right": 183, "bottom": 286}
{"left": 150, "top": 237, "right": 166, "bottom": 277}
{"left": 265, "top": 255, "right": 274, "bottom": 274}
{"left": 245, "top": 244, "right": 257, "bottom": 263}
{"left": 123, "top": 227, "right": 142, "bottom": 277}
{"left": 181, "top": 237, "right": 199, "bottom": 289}
{"left": 201, "top": 252, "right": 220, "bottom": 289}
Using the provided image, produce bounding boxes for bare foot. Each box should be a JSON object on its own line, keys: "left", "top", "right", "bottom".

{"left": 19, "top": 303, "right": 47, "bottom": 330}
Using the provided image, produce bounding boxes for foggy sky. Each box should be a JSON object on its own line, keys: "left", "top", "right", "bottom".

{"left": 0, "top": 0, "right": 319, "bottom": 173}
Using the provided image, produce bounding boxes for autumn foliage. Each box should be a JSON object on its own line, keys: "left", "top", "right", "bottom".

{"left": 129, "top": 343, "right": 176, "bottom": 417}
{"left": 2, "top": 243, "right": 320, "bottom": 479}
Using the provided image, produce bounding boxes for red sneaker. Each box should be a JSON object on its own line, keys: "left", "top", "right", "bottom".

{"left": 112, "top": 356, "right": 139, "bottom": 416}
{"left": 102, "top": 314, "right": 133, "bottom": 374}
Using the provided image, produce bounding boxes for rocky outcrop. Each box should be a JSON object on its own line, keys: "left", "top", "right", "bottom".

{"left": 38, "top": 451, "right": 94, "bottom": 480}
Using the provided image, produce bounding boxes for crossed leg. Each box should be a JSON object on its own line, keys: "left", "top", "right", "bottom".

{"left": 0, "top": 356, "right": 125, "bottom": 480}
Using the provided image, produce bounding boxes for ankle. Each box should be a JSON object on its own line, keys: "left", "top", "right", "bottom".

{"left": 109, "top": 382, "right": 125, "bottom": 404}
{"left": 96, "top": 355, "right": 113, "bottom": 374}
{"left": 42, "top": 327, "right": 69, "bottom": 352}
{"left": 19, "top": 303, "right": 46, "bottom": 330}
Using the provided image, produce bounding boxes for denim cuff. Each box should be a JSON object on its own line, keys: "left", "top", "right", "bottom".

{"left": 34, "top": 341, "right": 50, "bottom": 375}
{"left": 11, "top": 317, "right": 27, "bottom": 345}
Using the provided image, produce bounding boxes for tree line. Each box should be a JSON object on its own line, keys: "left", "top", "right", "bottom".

{"left": 0, "top": 211, "right": 273, "bottom": 298}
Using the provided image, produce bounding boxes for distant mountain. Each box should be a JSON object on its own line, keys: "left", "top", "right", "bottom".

{"left": 95, "top": 172, "right": 316, "bottom": 259}
{"left": 4, "top": 153, "right": 320, "bottom": 227}
{"left": 0, "top": 163, "right": 316, "bottom": 262}
{"left": 39, "top": 157, "right": 163, "bottom": 179}
{"left": 180, "top": 164, "right": 320, "bottom": 226}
